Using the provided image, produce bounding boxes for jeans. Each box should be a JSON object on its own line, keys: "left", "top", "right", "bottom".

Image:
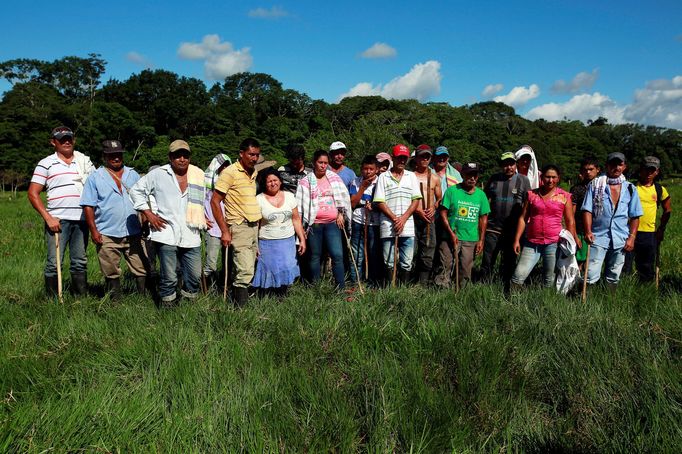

{"left": 586, "top": 244, "right": 626, "bottom": 285}
{"left": 155, "top": 242, "right": 202, "bottom": 302}
{"left": 308, "top": 222, "right": 345, "bottom": 288}
{"left": 511, "top": 240, "right": 557, "bottom": 287}
{"left": 382, "top": 236, "right": 415, "bottom": 272}
{"left": 204, "top": 234, "right": 223, "bottom": 276}
{"left": 623, "top": 232, "right": 656, "bottom": 282}
{"left": 44, "top": 220, "right": 88, "bottom": 277}
{"left": 349, "top": 222, "right": 381, "bottom": 284}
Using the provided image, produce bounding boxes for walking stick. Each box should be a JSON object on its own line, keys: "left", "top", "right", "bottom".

{"left": 426, "top": 172, "right": 431, "bottom": 247}
{"left": 655, "top": 242, "right": 661, "bottom": 290}
{"left": 201, "top": 273, "right": 208, "bottom": 294}
{"left": 223, "top": 246, "right": 229, "bottom": 301}
{"left": 363, "top": 208, "right": 369, "bottom": 280}
{"left": 454, "top": 241, "right": 460, "bottom": 293}
{"left": 342, "top": 227, "right": 365, "bottom": 295}
{"left": 55, "top": 232, "right": 63, "bottom": 303}
{"left": 392, "top": 234, "right": 399, "bottom": 287}
{"left": 581, "top": 244, "right": 591, "bottom": 304}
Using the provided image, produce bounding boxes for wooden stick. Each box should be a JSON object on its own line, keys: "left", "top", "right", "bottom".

{"left": 55, "top": 232, "right": 63, "bottom": 303}
{"left": 655, "top": 242, "right": 661, "bottom": 290}
{"left": 342, "top": 227, "right": 365, "bottom": 295}
{"left": 392, "top": 235, "right": 398, "bottom": 287}
{"left": 223, "top": 246, "right": 229, "bottom": 301}
{"left": 426, "top": 172, "right": 431, "bottom": 246}
{"left": 363, "top": 210, "right": 369, "bottom": 280}
{"left": 454, "top": 241, "right": 460, "bottom": 293}
{"left": 581, "top": 244, "right": 591, "bottom": 304}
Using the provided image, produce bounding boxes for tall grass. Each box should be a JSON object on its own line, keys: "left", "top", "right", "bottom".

{"left": 1, "top": 189, "right": 681, "bottom": 452}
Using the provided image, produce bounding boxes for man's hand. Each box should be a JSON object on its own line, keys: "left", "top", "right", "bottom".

{"left": 146, "top": 212, "right": 168, "bottom": 231}
{"left": 575, "top": 236, "right": 583, "bottom": 250}
{"left": 46, "top": 215, "right": 61, "bottom": 233}
{"left": 513, "top": 240, "right": 521, "bottom": 255}
{"left": 450, "top": 231, "right": 459, "bottom": 248}
{"left": 424, "top": 207, "right": 435, "bottom": 223}
{"left": 221, "top": 229, "right": 232, "bottom": 248}
{"left": 656, "top": 228, "right": 665, "bottom": 243}
{"left": 624, "top": 235, "right": 636, "bottom": 252}
{"left": 475, "top": 239, "right": 483, "bottom": 255}
{"left": 297, "top": 241, "right": 306, "bottom": 255}
{"left": 584, "top": 231, "right": 595, "bottom": 245}
{"left": 90, "top": 229, "right": 103, "bottom": 245}
{"left": 394, "top": 216, "right": 406, "bottom": 235}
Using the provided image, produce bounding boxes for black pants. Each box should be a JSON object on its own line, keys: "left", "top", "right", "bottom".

{"left": 480, "top": 230, "right": 517, "bottom": 287}
{"left": 623, "top": 232, "right": 656, "bottom": 282}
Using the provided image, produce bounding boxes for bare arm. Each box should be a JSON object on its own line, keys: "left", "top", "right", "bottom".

{"left": 83, "top": 206, "right": 102, "bottom": 245}
{"left": 513, "top": 200, "right": 530, "bottom": 254}
{"left": 657, "top": 196, "right": 672, "bottom": 242}
{"left": 624, "top": 217, "right": 639, "bottom": 252}
{"left": 476, "top": 214, "right": 488, "bottom": 254}
{"left": 583, "top": 211, "right": 594, "bottom": 244}
{"left": 28, "top": 182, "right": 61, "bottom": 232}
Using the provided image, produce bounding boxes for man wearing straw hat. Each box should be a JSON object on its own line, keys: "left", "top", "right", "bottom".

{"left": 28, "top": 126, "right": 95, "bottom": 297}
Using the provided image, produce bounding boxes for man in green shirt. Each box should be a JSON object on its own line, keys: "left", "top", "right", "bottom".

{"left": 440, "top": 163, "right": 490, "bottom": 286}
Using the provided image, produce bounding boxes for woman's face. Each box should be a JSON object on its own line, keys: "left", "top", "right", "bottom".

{"left": 542, "top": 169, "right": 560, "bottom": 189}
{"left": 314, "top": 155, "right": 329, "bottom": 175}
{"left": 265, "top": 174, "right": 281, "bottom": 195}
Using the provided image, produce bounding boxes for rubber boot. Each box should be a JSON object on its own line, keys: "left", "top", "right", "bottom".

{"left": 71, "top": 273, "right": 88, "bottom": 296}
{"left": 418, "top": 271, "right": 431, "bottom": 286}
{"left": 233, "top": 287, "right": 249, "bottom": 308}
{"left": 45, "top": 275, "right": 58, "bottom": 297}
{"left": 106, "top": 278, "right": 122, "bottom": 301}
{"left": 398, "top": 269, "right": 411, "bottom": 285}
{"left": 135, "top": 276, "right": 147, "bottom": 294}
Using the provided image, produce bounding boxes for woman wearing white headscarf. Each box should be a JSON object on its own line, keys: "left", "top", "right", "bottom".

{"left": 515, "top": 145, "right": 540, "bottom": 190}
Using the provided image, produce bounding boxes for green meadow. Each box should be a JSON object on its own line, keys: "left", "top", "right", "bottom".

{"left": 1, "top": 188, "right": 680, "bottom": 452}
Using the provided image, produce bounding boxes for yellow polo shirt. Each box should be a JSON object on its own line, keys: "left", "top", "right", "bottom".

{"left": 636, "top": 183, "right": 669, "bottom": 232}
{"left": 214, "top": 162, "right": 261, "bottom": 224}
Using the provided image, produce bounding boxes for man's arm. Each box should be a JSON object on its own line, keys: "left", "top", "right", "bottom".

{"left": 624, "top": 217, "right": 639, "bottom": 252}
{"left": 83, "top": 206, "right": 102, "bottom": 245}
{"left": 476, "top": 214, "right": 488, "bottom": 254}
{"left": 657, "top": 195, "right": 672, "bottom": 242}
{"left": 27, "top": 182, "right": 61, "bottom": 232}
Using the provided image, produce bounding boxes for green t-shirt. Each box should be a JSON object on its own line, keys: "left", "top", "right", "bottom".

{"left": 441, "top": 184, "right": 491, "bottom": 241}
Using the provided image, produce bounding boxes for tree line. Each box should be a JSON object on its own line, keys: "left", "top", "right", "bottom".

{"left": 1, "top": 54, "right": 680, "bottom": 188}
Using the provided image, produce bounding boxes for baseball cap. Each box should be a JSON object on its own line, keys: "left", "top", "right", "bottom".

{"left": 461, "top": 162, "right": 481, "bottom": 174}
{"left": 169, "top": 139, "right": 191, "bottom": 154}
{"left": 607, "top": 152, "right": 625, "bottom": 163}
{"left": 51, "top": 126, "right": 74, "bottom": 140}
{"left": 329, "top": 141, "right": 347, "bottom": 152}
{"left": 642, "top": 156, "right": 660, "bottom": 169}
{"left": 434, "top": 146, "right": 449, "bottom": 156}
{"left": 375, "top": 152, "right": 392, "bottom": 163}
{"left": 415, "top": 144, "right": 433, "bottom": 157}
{"left": 102, "top": 140, "right": 125, "bottom": 154}
{"left": 500, "top": 152, "right": 516, "bottom": 162}
{"left": 392, "top": 144, "right": 410, "bottom": 158}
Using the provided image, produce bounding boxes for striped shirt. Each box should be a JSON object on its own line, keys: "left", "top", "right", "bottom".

{"left": 373, "top": 170, "right": 422, "bottom": 238}
{"left": 31, "top": 152, "right": 94, "bottom": 221}
{"left": 214, "top": 162, "right": 261, "bottom": 225}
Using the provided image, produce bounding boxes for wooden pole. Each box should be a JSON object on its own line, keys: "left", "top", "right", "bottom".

{"left": 454, "top": 241, "right": 460, "bottom": 293}
{"left": 342, "top": 227, "right": 365, "bottom": 295}
{"left": 223, "top": 246, "right": 229, "bottom": 301}
{"left": 55, "top": 232, "right": 63, "bottom": 304}
{"left": 581, "top": 244, "right": 591, "bottom": 304}
{"left": 655, "top": 242, "right": 661, "bottom": 290}
{"left": 426, "top": 172, "right": 431, "bottom": 246}
{"left": 363, "top": 210, "right": 369, "bottom": 280}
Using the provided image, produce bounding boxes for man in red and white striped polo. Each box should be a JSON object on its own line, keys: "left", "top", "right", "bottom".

{"left": 28, "top": 126, "right": 95, "bottom": 297}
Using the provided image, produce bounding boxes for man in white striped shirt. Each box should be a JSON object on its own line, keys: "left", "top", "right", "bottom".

{"left": 28, "top": 126, "right": 94, "bottom": 296}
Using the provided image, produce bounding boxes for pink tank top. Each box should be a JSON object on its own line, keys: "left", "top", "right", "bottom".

{"left": 525, "top": 188, "right": 570, "bottom": 244}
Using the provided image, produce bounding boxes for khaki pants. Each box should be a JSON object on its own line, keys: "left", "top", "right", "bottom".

{"left": 229, "top": 222, "right": 259, "bottom": 288}
{"left": 97, "top": 235, "right": 148, "bottom": 279}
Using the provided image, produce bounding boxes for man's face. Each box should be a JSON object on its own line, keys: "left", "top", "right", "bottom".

{"left": 330, "top": 150, "right": 346, "bottom": 167}
{"left": 639, "top": 166, "right": 658, "bottom": 184}
{"left": 104, "top": 153, "right": 124, "bottom": 171}
{"left": 461, "top": 171, "right": 479, "bottom": 190}
{"left": 414, "top": 153, "right": 432, "bottom": 169}
{"left": 289, "top": 157, "right": 304, "bottom": 170}
{"left": 169, "top": 149, "right": 190, "bottom": 173}
{"left": 378, "top": 161, "right": 390, "bottom": 174}
{"left": 580, "top": 164, "right": 599, "bottom": 182}
{"left": 606, "top": 160, "right": 626, "bottom": 178}
{"left": 433, "top": 154, "right": 449, "bottom": 169}
{"left": 393, "top": 155, "right": 408, "bottom": 171}
{"left": 517, "top": 155, "right": 531, "bottom": 173}
{"left": 52, "top": 136, "right": 74, "bottom": 155}
{"left": 240, "top": 146, "right": 261, "bottom": 171}
{"left": 361, "top": 163, "right": 377, "bottom": 181}
{"left": 501, "top": 159, "right": 517, "bottom": 177}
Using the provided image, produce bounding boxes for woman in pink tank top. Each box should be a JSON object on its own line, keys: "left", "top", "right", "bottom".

{"left": 511, "top": 164, "right": 579, "bottom": 288}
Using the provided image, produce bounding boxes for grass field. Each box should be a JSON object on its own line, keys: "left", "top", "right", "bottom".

{"left": 1, "top": 187, "right": 681, "bottom": 452}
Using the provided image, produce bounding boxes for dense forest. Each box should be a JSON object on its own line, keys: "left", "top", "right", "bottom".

{"left": 1, "top": 54, "right": 680, "bottom": 189}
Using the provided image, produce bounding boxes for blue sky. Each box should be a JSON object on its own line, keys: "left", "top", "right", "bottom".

{"left": 3, "top": 0, "right": 682, "bottom": 128}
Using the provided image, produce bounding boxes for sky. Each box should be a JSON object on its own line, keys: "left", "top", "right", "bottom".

{"left": 3, "top": 0, "right": 682, "bottom": 129}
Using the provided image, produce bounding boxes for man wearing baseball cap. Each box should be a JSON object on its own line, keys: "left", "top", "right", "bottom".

{"left": 28, "top": 126, "right": 95, "bottom": 297}
{"left": 412, "top": 144, "right": 442, "bottom": 285}
{"left": 329, "top": 141, "right": 357, "bottom": 189}
{"left": 477, "top": 151, "right": 530, "bottom": 291}
{"left": 80, "top": 140, "right": 147, "bottom": 299}
{"left": 582, "top": 152, "right": 643, "bottom": 289}
{"left": 373, "top": 144, "right": 423, "bottom": 284}
{"left": 623, "top": 156, "right": 672, "bottom": 282}
{"left": 130, "top": 139, "right": 208, "bottom": 307}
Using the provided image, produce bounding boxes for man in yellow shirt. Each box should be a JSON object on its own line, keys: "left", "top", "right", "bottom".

{"left": 623, "top": 156, "right": 672, "bottom": 282}
{"left": 211, "top": 138, "right": 262, "bottom": 306}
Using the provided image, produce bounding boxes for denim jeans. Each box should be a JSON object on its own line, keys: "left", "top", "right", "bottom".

{"left": 511, "top": 240, "right": 557, "bottom": 287}
{"left": 307, "top": 222, "right": 345, "bottom": 288}
{"left": 155, "top": 242, "right": 202, "bottom": 302}
{"left": 586, "top": 244, "right": 626, "bottom": 285}
{"left": 382, "top": 236, "right": 415, "bottom": 272}
{"left": 203, "top": 234, "right": 223, "bottom": 276}
{"left": 44, "top": 220, "right": 88, "bottom": 277}
{"left": 349, "top": 222, "right": 381, "bottom": 284}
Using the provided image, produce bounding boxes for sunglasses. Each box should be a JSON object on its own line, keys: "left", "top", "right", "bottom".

{"left": 170, "top": 150, "right": 190, "bottom": 160}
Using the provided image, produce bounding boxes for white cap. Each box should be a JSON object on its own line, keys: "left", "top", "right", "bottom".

{"left": 329, "top": 141, "right": 347, "bottom": 152}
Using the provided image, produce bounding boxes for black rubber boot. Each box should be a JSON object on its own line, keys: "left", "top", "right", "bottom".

{"left": 135, "top": 276, "right": 147, "bottom": 294}
{"left": 106, "top": 278, "right": 122, "bottom": 301}
{"left": 45, "top": 276, "right": 58, "bottom": 297}
{"left": 418, "top": 271, "right": 431, "bottom": 286}
{"left": 398, "top": 269, "right": 411, "bottom": 285}
{"left": 233, "top": 287, "right": 249, "bottom": 308}
{"left": 71, "top": 273, "right": 88, "bottom": 296}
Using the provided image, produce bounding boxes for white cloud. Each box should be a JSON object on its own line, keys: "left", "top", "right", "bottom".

{"left": 248, "top": 6, "right": 289, "bottom": 18}
{"left": 126, "top": 51, "right": 153, "bottom": 69}
{"left": 361, "top": 43, "right": 397, "bottom": 59}
{"left": 177, "top": 35, "right": 253, "bottom": 80}
{"left": 339, "top": 60, "right": 441, "bottom": 102}
{"left": 493, "top": 84, "right": 540, "bottom": 107}
{"left": 482, "top": 83, "right": 504, "bottom": 97}
{"left": 525, "top": 76, "right": 682, "bottom": 129}
{"left": 551, "top": 69, "right": 599, "bottom": 94}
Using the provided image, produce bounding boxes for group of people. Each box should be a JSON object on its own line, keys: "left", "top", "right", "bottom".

{"left": 29, "top": 125, "right": 673, "bottom": 307}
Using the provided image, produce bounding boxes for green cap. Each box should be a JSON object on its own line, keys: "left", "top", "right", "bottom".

{"left": 500, "top": 152, "right": 516, "bottom": 162}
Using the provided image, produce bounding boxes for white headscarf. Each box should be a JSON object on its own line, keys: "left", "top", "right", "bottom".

{"left": 515, "top": 145, "right": 540, "bottom": 189}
